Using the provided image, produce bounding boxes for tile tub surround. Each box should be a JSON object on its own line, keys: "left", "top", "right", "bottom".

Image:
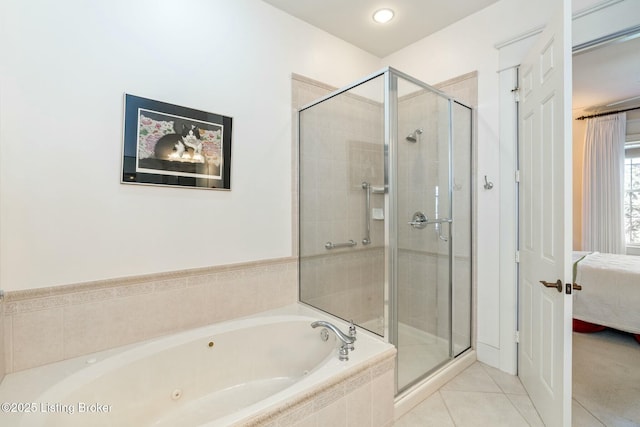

{"left": 241, "top": 349, "right": 396, "bottom": 427}
{"left": 3, "top": 257, "right": 297, "bottom": 373}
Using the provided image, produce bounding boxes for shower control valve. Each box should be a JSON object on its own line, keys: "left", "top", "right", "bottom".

{"left": 408, "top": 211, "right": 428, "bottom": 229}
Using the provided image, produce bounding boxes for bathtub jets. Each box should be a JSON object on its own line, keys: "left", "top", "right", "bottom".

{"left": 311, "top": 320, "right": 357, "bottom": 361}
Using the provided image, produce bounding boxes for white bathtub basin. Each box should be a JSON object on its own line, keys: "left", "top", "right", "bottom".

{"left": 0, "top": 304, "right": 393, "bottom": 426}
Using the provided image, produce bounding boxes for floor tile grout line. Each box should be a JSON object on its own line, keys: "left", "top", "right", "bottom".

{"left": 442, "top": 363, "right": 530, "bottom": 426}
{"left": 441, "top": 389, "right": 516, "bottom": 395}
{"left": 505, "top": 392, "right": 543, "bottom": 427}
{"left": 478, "top": 361, "right": 522, "bottom": 396}
{"left": 498, "top": 390, "right": 530, "bottom": 425}
{"left": 572, "top": 397, "right": 606, "bottom": 427}
{"left": 478, "top": 360, "right": 542, "bottom": 426}
{"left": 438, "top": 390, "right": 460, "bottom": 427}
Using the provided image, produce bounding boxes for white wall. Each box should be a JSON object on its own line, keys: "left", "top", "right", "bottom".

{"left": 0, "top": 0, "right": 381, "bottom": 291}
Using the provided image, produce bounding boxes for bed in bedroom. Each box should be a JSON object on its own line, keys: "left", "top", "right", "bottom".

{"left": 572, "top": 251, "right": 640, "bottom": 343}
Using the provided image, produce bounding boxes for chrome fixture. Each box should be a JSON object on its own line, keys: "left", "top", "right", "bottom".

{"left": 348, "top": 321, "right": 357, "bottom": 343}
{"left": 362, "top": 182, "right": 372, "bottom": 245}
{"left": 361, "top": 181, "right": 385, "bottom": 245}
{"left": 408, "top": 211, "right": 452, "bottom": 230}
{"left": 408, "top": 189, "right": 450, "bottom": 240}
{"left": 434, "top": 186, "right": 448, "bottom": 242}
{"left": 325, "top": 240, "right": 357, "bottom": 250}
{"left": 409, "top": 211, "right": 429, "bottom": 229}
{"left": 406, "top": 128, "right": 423, "bottom": 143}
{"left": 483, "top": 175, "right": 494, "bottom": 190}
{"left": 311, "top": 320, "right": 357, "bottom": 361}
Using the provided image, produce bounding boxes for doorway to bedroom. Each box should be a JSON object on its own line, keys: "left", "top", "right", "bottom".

{"left": 571, "top": 29, "right": 640, "bottom": 426}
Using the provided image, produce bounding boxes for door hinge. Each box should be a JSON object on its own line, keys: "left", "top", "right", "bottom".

{"left": 515, "top": 330, "right": 520, "bottom": 343}
{"left": 515, "top": 251, "right": 520, "bottom": 263}
{"left": 512, "top": 87, "right": 520, "bottom": 102}
{"left": 515, "top": 170, "right": 520, "bottom": 183}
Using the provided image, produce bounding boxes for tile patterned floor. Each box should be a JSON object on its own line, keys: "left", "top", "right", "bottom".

{"left": 395, "top": 331, "right": 640, "bottom": 426}
{"left": 394, "top": 362, "right": 543, "bottom": 427}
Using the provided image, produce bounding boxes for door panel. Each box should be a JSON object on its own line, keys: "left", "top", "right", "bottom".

{"left": 396, "top": 77, "right": 452, "bottom": 391}
{"left": 517, "top": 1, "right": 572, "bottom": 426}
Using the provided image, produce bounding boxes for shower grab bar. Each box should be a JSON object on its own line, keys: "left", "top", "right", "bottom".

{"left": 361, "top": 182, "right": 385, "bottom": 245}
{"left": 361, "top": 182, "right": 371, "bottom": 245}
{"left": 434, "top": 185, "right": 448, "bottom": 242}
{"left": 325, "top": 240, "right": 357, "bottom": 250}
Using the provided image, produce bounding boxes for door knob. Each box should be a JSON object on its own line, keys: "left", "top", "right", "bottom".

{"left": 539, "top": 279, "right": 563, "bottom": 293}
{"left": 572, "top": 283, "right": 582, "bottom": 291}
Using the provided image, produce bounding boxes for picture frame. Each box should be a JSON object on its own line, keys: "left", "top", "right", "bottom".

{"left": 122, "top": 94, "right": 232, "bottom": 190}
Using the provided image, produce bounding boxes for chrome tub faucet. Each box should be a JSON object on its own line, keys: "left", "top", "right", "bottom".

{"left": 311, "top": 320, "right": 357, "bottom": 361}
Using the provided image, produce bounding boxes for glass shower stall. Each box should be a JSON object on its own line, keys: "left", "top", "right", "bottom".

{"left": 298, "top": 67, "right": 472, "bottom": 393}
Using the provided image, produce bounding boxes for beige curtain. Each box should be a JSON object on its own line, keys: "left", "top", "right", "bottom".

{"left": 582, "top": 112, "right": 626, "bottom": 253}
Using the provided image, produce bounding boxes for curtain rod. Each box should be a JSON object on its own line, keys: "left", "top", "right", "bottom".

{"left": 576, "top": 105, "right": 640, "bottom": 120}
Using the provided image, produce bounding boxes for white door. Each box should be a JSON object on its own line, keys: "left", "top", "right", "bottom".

{"left": 518, "top": 1, "right": 573, "bottom": 426}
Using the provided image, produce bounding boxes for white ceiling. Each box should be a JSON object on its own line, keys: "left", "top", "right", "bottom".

{"left": 262, "top": 0, "right": 640, "bottom": 114}
{"left": 261, "top": 0, "right": 500, "bottom": 57}
{"left": 573, "top": 36, "right": 640, "bottom": 115}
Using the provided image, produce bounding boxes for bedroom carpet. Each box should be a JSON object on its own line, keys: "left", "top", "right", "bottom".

{"left": 573, "top": 329, "right": 640, "bottom": 426}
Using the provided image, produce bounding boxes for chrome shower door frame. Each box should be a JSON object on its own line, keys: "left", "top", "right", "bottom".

{"left": 385, "top": 67, "right": 459, "bottom": 393}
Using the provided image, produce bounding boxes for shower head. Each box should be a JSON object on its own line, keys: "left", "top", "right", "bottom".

{"left": 406, "top": 128, "right": 423, "bottom": 143}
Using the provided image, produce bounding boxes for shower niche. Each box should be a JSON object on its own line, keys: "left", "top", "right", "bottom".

{"left": 298, "top": 67, "right": 473, "bottom": 394}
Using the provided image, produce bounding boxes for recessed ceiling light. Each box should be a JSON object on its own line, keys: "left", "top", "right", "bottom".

{"left": 373, "top": 8, "right": 394, "bottom": 24}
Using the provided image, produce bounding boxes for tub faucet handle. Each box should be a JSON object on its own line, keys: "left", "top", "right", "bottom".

{"left": 348, "top": 320, "right": 357, "bottom": 351}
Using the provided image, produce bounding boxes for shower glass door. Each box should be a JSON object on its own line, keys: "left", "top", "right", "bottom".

{"left": 395, "top": 76, "right": 452, "bottom": 391}
{"left": 297, "top": 68, "right": 472, "bottom": 395}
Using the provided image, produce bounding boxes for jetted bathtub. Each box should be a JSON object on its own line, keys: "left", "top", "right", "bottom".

{"left": 0, "top": 304, "right": 395, "bottom": 426}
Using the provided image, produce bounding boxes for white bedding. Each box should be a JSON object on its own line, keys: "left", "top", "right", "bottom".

{"left": 573, "top": 252, "right": 640, "bottom": 334}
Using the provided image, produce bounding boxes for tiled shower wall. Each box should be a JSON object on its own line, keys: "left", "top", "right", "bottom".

{"left": 3, "top": 257, "right": 297, "bottom": 373}
{"left": 295, "top": 75, "right": 386, "bottom": 331}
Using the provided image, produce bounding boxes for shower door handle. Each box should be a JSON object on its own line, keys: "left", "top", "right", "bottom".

{"left": 408, "top": 212, "right": 428, "bottom": 229}
{"left": 408, "top": 212, "right": 452, "bottom": 229}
